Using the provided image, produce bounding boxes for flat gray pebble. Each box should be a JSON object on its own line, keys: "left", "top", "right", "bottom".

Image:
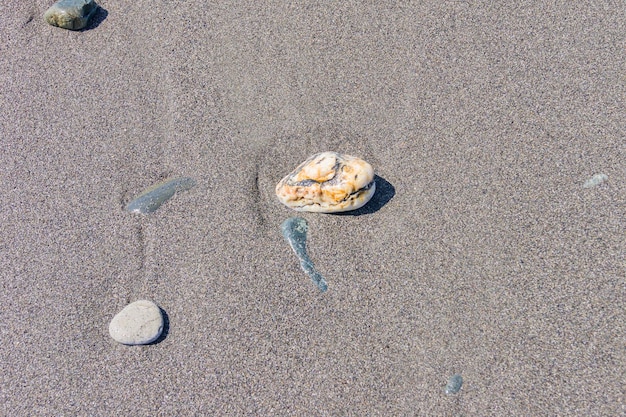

{"left": 109, "top": 300, "right": 164, "bottom": 345}
{"left": 444, "top": 374, "right": 463, "bottom": 394}
{"left": 126, "top": 177, "right": 196, "bottom": 214}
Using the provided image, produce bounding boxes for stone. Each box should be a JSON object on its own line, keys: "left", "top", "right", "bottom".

{"left": 276, "top": 152, "right": 376, "bottom": 213}
{"left": 44, "top": 0, "right": 98, "bottom": 31}
{"left": 281, "top": 217, "right": 328, "bottom": 291}
{"left": 109, "top": 300, "right": 164, "bottom": 345}
{"left": 583, "top": 173, "right": 608, "bottom": 188}
{"left": 444, "top": 374, "right": 463, "bottom": 394}
{"left": 126, "top": 177, "right": 196, "bottom": 214}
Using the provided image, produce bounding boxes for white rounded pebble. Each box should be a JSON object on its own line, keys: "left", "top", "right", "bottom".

{"left": 109, "top": 300, "right": 164, "bottom": 345}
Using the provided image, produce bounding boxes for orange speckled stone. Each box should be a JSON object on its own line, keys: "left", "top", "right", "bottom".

{"left": 276, "top": 152, "right": 375, "bottom": 213}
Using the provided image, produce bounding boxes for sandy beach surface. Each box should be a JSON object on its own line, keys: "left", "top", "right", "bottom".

{"left": 1, "top": 1, "right": 624, "bottom": 415}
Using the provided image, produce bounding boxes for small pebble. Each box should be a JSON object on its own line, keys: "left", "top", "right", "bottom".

{"left": 281, "top": 217, "right": 328, "bottom": 291}
{"left": 44, "top": 0, "right": 98, "bottom": 30}
{"left": 444, "top": 374, "right": 463, "bottom": 394}
{"left": 126, "top": 177, "right": 196, "bottom": 214}
{"left": 583, "top": 173, "right": 608, "bottom": 188}
{"left": 109, "top": 300, "right": 164, "bottom": 345}
{"left": 276, "top": 152, "right": 376, "bottom": 213}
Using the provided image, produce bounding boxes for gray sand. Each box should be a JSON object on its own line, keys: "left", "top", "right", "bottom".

{"left": 1, "top": 1, "right": 624, "bottom": 415}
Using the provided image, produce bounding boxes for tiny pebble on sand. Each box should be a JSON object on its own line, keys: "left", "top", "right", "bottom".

{"left": 583, "top": 173, "right": 608, "bottom": 188}
{"left": 444, "top": 374, "right": 463, "bottom": 395}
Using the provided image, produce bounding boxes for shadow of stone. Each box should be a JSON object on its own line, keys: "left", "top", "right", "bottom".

{"left": 148, "top": 307, "right": 170, "bottom": 345}
{"left": 334, "top": 175, "right": 395, "bottom": 216}
{"left": 81, "top": 5, "right": 107, "bottom": 31}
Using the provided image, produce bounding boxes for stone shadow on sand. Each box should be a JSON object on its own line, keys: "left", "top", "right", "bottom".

{"left": 335, "top": 175, "right": 394, "bottom": 216}
{"left": 148, "top": 307, "right": 170, "bottom": 345}
{"left": 80, "top": 5, "right": 107, "bottom": 31}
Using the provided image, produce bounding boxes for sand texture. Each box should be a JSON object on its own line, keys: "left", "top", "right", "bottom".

{"left": 1, "top": 1, "right": 624, "bottom": 415}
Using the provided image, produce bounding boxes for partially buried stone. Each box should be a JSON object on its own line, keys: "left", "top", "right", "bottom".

{"left": 583, "top": 173, "right": 608, "bottom": 188}
{"left": 109, "top": 300, "right": 164, "bottom": 345}
{"left": 44, "top": 0, "right": 98, "bottom": 31}
{"left": 444, "top": 374, "right": 463, "bottom": 394}
{"left": 276, "top": 152, "right": 376, "bottom": 213}
{"left": 281, "top": 217, "right": 328, "bottom": 292}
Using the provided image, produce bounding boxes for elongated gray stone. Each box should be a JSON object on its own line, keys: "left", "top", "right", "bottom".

{"left": 44, "top": 0, "right": 98, "bottom": 30}
{"left": 126, "top": 177, "right": 196, "bottom": 214}
{"left": 109, "top": 300, "right": 164, "bottom": 345}
{"left": 444, "top": 374, "right": 463, "bottom": 394}
{"left": 281, "top": 217, "right": 328, "bottom": 292}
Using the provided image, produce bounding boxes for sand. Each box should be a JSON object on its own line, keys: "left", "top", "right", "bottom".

{"left": 1, "top": 1, "right": 624, "bottom": 415}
